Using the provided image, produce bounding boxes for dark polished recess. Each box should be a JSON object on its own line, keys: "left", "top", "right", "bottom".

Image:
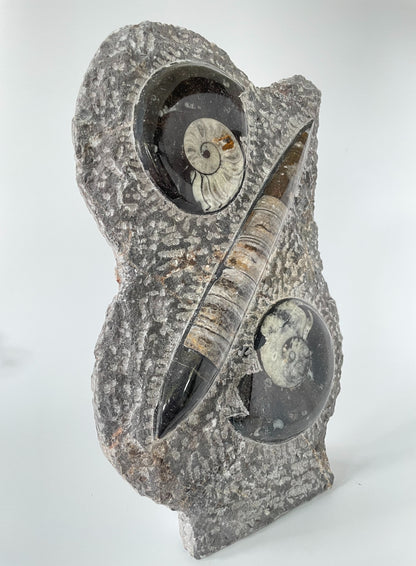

{"left": 134, "top": 63, "right": 247, "bottom": 214}
{"left": 154, "top": 127, "right": 312, "bottom": 439}
{"left": 231, "top": 298, "right": 334, "bottom": 442}
{"left": 155, "top": 347, "right": 218, "bottom": 439}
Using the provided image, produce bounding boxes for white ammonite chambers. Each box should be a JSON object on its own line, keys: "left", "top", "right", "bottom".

{"left": 184, "top": 118, "right": 244, "bottom": 212}
{"left": 258, "top": 299, "right": 314, "bottom": 388}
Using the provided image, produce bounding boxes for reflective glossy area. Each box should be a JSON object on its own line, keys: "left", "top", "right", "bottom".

{"left": 135, "top": 64, "right": 247, "bottom": 214}
{"left": 154, "top": 129, "right": 312, "bottom": 439}
{"left": 231, "top": 298, "right": 334, "bottom": 442}
{"left": 155, "top": 346, "right": 217, "bottom": 438}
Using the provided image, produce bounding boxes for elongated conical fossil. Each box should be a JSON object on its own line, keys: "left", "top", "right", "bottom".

{"left": 73, "top": 22, "right": 343, "bottom": 558}
{"left": 155, "top": 123, "right": 312, "bottom": 438}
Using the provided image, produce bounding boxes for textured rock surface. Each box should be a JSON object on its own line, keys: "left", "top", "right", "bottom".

{"left": 73, "top": 21, "right": 342, "bottom": 558}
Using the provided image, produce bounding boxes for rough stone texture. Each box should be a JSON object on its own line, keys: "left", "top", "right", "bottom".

{"left": 72, "top": 22, "right": 342, "bottom": 558}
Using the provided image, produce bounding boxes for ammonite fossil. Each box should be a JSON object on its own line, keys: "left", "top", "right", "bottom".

{"left": 184, "top": 118, "right": 245, "bottom": 212}
{"left": 73, "top": 22, "right": 342, "bottom": 559}
{"left": 155, "top": 126, "right": 312, "bottom": 439}
{"left": 258, "top": 299, "right": 314, "bottom": 388}
{"left": 135, "top": 62, "right": 246, "bottom": 214}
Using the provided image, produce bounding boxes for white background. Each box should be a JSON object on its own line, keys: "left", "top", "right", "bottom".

{"left": 1, "top": 0, "right": 415, "bottom": 565}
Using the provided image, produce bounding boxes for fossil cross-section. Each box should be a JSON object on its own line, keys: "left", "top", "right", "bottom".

{"left": 73, "top": 21, "right": 342, "bottom": 559}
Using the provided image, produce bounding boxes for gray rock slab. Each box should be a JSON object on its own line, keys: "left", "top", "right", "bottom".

{"left": 73, "top": 21, "right": 342, "bottom": 558}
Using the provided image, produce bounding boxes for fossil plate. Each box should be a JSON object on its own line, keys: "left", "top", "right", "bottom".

{"left": 73, "top": 21, "right": 342, "bottom": 559}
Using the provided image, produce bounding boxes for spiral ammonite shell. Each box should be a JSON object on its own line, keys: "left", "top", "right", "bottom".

{"left": 184, "top": 118, "right": 245, "bottom": 212}
{"left": 258, "top": 299, "right": 314, "bottom": 388}
{"left": 135, "top": 63, "right": 247, "bottom": 215}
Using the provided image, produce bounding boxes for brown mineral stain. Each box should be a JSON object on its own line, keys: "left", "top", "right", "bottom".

{"left": 264, "top": 130, "right": 308, "bottom": 200}
{"left": 214, "top": 134, "right": 234, "bottom": 151}
{"left": 213, "top": 249, "right": 224, "bottom": 262}
{"left": 160, "top": 251, "right": 198, "bottom": 283}
{"left": 109, "top": 426, "right": 123, "bottom": 450}
{"left": 241, "top": 243, "right": 258, "bottom": 253}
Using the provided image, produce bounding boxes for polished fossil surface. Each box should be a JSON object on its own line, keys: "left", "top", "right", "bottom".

{"left": 184, "top": 117, "right": 244, "bottom": 212}
{"left": 135, "top": 62, "right": 246, "bottom": 214}
{"left": 73, "top": 21, "right": 342, "bottom": 559}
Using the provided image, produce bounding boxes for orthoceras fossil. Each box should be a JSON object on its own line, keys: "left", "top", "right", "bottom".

{"left": 155, "top": 124, "right": 312, "bottom": 438}
{"left": 73, "top": 22, "right": 342, "bottom": 557}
